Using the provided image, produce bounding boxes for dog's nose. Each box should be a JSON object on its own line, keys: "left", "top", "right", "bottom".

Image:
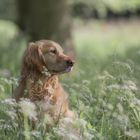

{"left": 66, "top": 59, "right": 74, "bottom": 67}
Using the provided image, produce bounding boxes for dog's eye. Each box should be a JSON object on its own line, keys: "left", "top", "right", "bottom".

{"left": 49, "top": 48, "right": 57, "bottom": 54}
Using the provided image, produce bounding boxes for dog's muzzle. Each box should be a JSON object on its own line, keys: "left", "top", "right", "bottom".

{"left": 65, "top": 59, "right": 75, "bottom": 72}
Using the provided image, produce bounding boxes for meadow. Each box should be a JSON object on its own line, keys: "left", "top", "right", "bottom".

{"left": 0, "top": 19, "right": 140, "bottom": 140}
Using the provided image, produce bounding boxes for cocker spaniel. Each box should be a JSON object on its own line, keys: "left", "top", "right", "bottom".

{"left": 14, "top": 40, "right": 75, "bottom": 118}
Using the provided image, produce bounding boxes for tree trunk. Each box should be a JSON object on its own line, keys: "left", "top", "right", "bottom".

{"left": 16, "top": 0, "right": 75, "bottom": 57}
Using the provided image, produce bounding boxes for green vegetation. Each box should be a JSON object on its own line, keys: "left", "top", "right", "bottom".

{"left": 71, "top": 0, "right": 140, "bottom": 13}
{"left": 71, "top": 0, "right": 140, "bottom": 18}
{"left": 1, "top": 0, "right": 140, "bottom": 21}
{"left": 0, "top": 19, "right": 140, "bottom": 139}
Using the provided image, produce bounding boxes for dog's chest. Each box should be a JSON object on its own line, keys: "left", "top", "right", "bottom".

{"left": 27, "top": 76, "right": 58, "bottom": 102}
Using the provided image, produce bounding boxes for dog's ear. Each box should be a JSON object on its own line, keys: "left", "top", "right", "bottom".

{"left": 24, "top": 42, "right": 44, "bottom": 71}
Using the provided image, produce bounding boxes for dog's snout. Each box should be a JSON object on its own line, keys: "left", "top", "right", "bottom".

{"left": 66, "top": 59, "right": 74, "bottom": 67}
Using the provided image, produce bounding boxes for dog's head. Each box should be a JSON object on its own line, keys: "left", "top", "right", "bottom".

{"left": 24, "top": 40, "right": 74, "bottom": 74}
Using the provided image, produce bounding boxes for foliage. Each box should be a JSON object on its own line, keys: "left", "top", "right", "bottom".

{"left": 70, "top": 0, "right": 140, "bottom": 18}
{"left": 71, "top": 0, "right": 140, "bottom": 12}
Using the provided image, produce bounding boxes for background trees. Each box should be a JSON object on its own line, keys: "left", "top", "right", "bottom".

{"left": 17, "top": 0, "right": 75, "bottom": 56}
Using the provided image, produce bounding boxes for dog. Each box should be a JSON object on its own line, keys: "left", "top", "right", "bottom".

{"left": 14, "top": 40, "right": 75, "bottom": 118}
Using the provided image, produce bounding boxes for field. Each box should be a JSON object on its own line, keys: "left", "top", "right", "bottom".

{"left": 0, "top": 19, "right": 140, "bottom": 140}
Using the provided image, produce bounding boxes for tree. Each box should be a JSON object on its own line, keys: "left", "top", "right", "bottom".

{"left": 16, "top": 0, "right": 75, "bottom": 57}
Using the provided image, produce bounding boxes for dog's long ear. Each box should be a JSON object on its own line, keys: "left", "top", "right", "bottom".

{"left": 23, "top": 42, "right": 44, "bottom": 71}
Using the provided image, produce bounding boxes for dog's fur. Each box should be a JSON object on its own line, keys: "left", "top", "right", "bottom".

{"left": 14, "top": 40, "right": 74, "bottom": 118}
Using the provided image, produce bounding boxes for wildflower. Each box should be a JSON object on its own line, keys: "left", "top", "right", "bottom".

{"left": 97, "top": 71, "right": 115, "bottom": 80}
{"left": 56, "top": 117, "right": 90, "bottom": 140}
{"left": 82, "top": 80, "right": 91, "bottom": 86}
{"left": 107, "top": 80, "right": 137, "bottom": 92}
{"left": 125, "top": 130, "right": 140, "bottom": 138}
{"left": 0, "top": 78, "right": 10, "bottom": 84}
{"left": 56, "top": 126, "right": 81, "bottom": 140}
{"left": 112, "top": 113, "right": 129, "bottom": 128}
{"left": 19, "top": 98, "right": 37, "bottom": 120}
{"left": 123, "top": 80, "right": 137, "bottom": 91}
{"left": 60, "top": 117, "right": 74, "bottom": 126}
{"left": 107, "top": 84, "right": 121, "bottom": 91}
{"left": 71, "top": 83, "right": 80, "bottom": 88}
{"left": 43, "top": 114, "right": 54, "bottom": 125}
{"left": 132, "top": 98, "right": 140, "bottom": 106}
{"left": 10, "top": 77, "right": 18, "bottom": 86}
{"left": 31, "top": 130, "right": 41, "bottom": 138}
{"left": 113, "top": 61, "right": 133, "bottom": 73}
{"left": 83, "top": 131, "right": 94, "bottom": 140}
{"left": 6, "top": 110, "right": 17, "bottom": 120}
{"left": 106, "top": 103, "right": 114, "bottom": 111}
{"left": 1, "top": 98, "right": 17, "bottom": 106}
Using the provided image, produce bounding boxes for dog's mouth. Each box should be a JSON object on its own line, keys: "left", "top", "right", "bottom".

{"left": 51, "top": 66, "right": 73, "bottom": 74}
{"left": 65, "top": 66, "right": 73, "bottom": 72}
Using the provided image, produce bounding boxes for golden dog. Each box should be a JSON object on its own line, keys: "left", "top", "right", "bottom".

{"left": 14, "top": 40, "right": 75, "bottom": 118}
